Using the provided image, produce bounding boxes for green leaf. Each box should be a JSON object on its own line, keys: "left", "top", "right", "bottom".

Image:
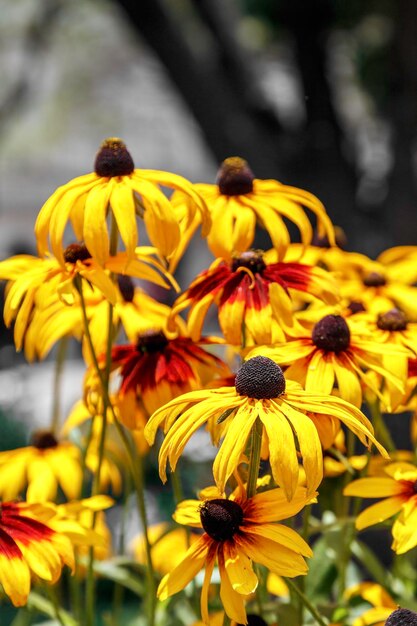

{"left": 351, "top": 539, "right": 391, "bottom": 587}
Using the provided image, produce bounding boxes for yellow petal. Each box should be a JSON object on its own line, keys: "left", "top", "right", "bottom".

{"left": 157, "top": 536, "right": 208, "bottom": 600}
{"left": 355, "top": 496, "right": 404, "bottom": 531}
{"left": 218, "top": 552, "right": 247, "bottom": 624}
{"left": 84, "top": 182, "right": 112, "bottom": 266}
{"left": 223, "top": 541, "right": 258, "bottom": 595}
{"left": 110, "top": 182, "right": 138, "bottom": 261}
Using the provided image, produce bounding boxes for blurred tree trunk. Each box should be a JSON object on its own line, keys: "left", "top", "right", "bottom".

{"left": 385, "top": 0, "right": 417, "bottom": 246}
{"left": 116, "top": 0, "right": 283, "bottom": 176}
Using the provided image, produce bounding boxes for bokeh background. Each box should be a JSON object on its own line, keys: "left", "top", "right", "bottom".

{"left": 0, "top": 2, "right": 416, "bottom": 619}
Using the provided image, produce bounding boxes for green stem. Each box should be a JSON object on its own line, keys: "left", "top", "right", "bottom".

{"left": 27, "top": 591, "right": 78, "bottom": 626}
{"left": 246, "top": 417, "right": 263, "bottom": 499}
{"left": 285, "top": 578, "right": 328, "bottom": 626}
{"left": 171, "top": 469, "right": 184, "bottom": 505}
{"left": 368, "top": 398, "right": 396, "bottom": 453}
{"left": 50, "top": 336, "right": 68, "bottom": 434}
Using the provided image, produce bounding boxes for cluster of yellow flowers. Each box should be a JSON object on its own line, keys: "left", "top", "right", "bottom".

{"left": 1, "top": 138, "right": 417, "bottom": 625}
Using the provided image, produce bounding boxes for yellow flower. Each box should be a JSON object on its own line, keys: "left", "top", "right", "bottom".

{"left": 35, "top": 137, "right": 209, "bottom": 266}
{"left": 251, "top": 313, "right": 407, "bottom": 409}
{"left": 145, "top": 356, "right": 387, "bottom": 501}
{"left": 344, "top": 461, "right": 417, "bottom": 553}
{"left": 0, "top": 430, "right": 82, "bottom": 502}
{"left": 0, "top": 244, "right": 175, "bottom": 354}
{"left": 344, "top": 582, "right": 397, "bottom": 626}
{"left": 157, "top": 484, "right": 313, "bottom": 624}
{"left": 168, "top": 249, "right": 338, "bottom": 347}
{"left": 133, "top": 522, "right": 198, "bottom": 576}
{"left": 0, "top": 500, "right": 75, "bottom": 606}
{"left": 171, "top": 156, "right": 335, "bottom": 263}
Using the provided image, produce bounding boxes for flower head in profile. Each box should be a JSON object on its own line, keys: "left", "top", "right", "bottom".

{"left": 110, "top": 328, "right": 229, "bottom": 416}
{"left": 145, "top": 356, "right": 387, "bottom": 500}
{"left": 168, "top": 249, "right": 338, "bottom": 346}
{"left": 0, "top": 243, "right": 175, "bottom": 354}
{"left": 344, "top": 461, "right": 417, "bottom": 554}
{"left": 157, "top": 484, "right": 313, "bottom": 624}
{"left": 0, "top": 430, "right": 82, "bottom": 502}
{"left": 35, "top": 137, "right": 209, "bottom": 266}
{"left": 0, "top": 501, "right": 75, "bottom": 606}
{"left": 170, "top": 156, "right": 335, "bottom": 264}
{"left": 253, "top": 313, "right": 407, "bottom": 409}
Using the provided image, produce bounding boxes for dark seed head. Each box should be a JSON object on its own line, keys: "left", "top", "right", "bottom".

{"left": 63, "top": 243, "right": 92, "bottom": 264}
{"left": 312, "top": 315, "right": 350, "bottom": 353}
{"left": 385, "top": 608, "right": 417, "bottom": 626}
{"left": 136, "top": 330, "right": 169, "bottom": 353}
{"left": 377, "top": 308, "right": 408, "bottom": 331}
{"left": 231, "top": 250, "right": 266, "bottom": 274}
{"left": 200, "top": 499, "right": 243, "bottom": 542}
{"left": 31, "top": 430, "right": 59, "bottom": 450}
{"left": 217, "top": 157, "right": 255, "bottom": 196}
{"left": 118, "top": 275, "right": 135, "bottom": 303}
{"left": 94, "top": 138, "right": 134, "bottom": 177}
{"left": 238, "top": 616, "right": 268, "bottom": 626}
{"left": 235, "top": 356, "right": 286, "bottom": 399}
{"left": 312, "top": 226, "right": 347, "bottom": 249}
{"left": 363, "top": 271, "right": 386, "bottom": 287}
{"left": 348, "top": 301, "right": 366, "bottom": 315}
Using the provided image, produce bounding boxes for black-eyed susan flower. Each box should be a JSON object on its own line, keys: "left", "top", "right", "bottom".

{"left": 252, "top": 313, "right": 407, "bottom": 409}
{"left": 170, "top": 156, "right": 335, "bottom": 263}
{"left": 110, "top": 329, "right": 230, "bottom": 415}
{"left": 0, "top": 500, "right": 74, "bottom": 606}
{"left": 0, "top": 243, "right": 175, "bottom": 354}
{"left": 157, "top": 483, "right": 313, "bottom": 624}
{"left": 168, "top": 250, "right": 338, "bottom": 346}
{"left": 145, "top": 356, "right": 387, "bottom": 500}
{"left": 344, "top": 582, "right": 397, "bottom": 626}
{"left": 0, "top": 430, "right": 82, "bottom": 502}
{"left": 344, "top": 461, "right": 417, "bottom": 554}
{"left": 35, "top": 138, "right": 209, "bottom": 266}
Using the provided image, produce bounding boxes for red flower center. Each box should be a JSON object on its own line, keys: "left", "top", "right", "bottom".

{"left": 94, "top": 138, "right": 134, "bottom": 177}
{"left": 231, "top": 250, "right": 266, "bottom": 274}
{"left": 136, "top": 330, "right": 169, "bottom": 353}
{"left": 31, "top": 430, "right": 59, "bottom": 450}
{"left": 200, "top": 499, "right": 243, "bottom": 541}
{"left": 63, "top": 243, "right": 92, "bottom": 264}
{"left": 312, "top": 315, "right": 350, "bottom": 353}
{"left": 377, "top": 308, "right": 408, "bottom": 331}
{"left": 235, "top": 356, "right": 286, "bottom": 399}
{"left": 217, "top": 157, "right": 254, "bottom": 195}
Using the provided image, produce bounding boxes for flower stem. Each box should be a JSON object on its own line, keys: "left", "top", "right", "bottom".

{"left": 246, "top": 417, "right": 263, "bottom": 499}
{"left": 285, "top": 578, "right": 328, "bottom": 626}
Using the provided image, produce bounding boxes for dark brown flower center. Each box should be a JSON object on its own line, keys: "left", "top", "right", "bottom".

{"left": 136, "top": 330, "right": 169, "bottom": 353}
{"left": 348, "top": 301, "right": 366, "bottom": 315}
{"left": 217, "top": 157, "right": 254, "bottom": 196}
{"left": 377, "top": 308, "right": 408, "bottom": 331}
{"left": 200, "top": 499, "right": 243, "bottom": 541}
{"left": 312, "top": 315, "right": 350, "bottom": 353}
{"left": 231, "top": 250, "right": 266, "bottom": 274}
{"left": 238, "top": 617, "right": 268, "bottom": 626}
{"left": 118, "top": 275, "right": 135, "bottom": 303}
{"left": 63, "top": 243, "right": 92, "bottom": 264}
{"left": 385, "top": 608, "right": 417, "bottom": 626}
{"left": 363, "top": 271, "right": 386, "bottom": 287}
{"left": 94, "top": 138, "right": 134, "bottom": 177}
{"left": 312, "top": 226, "right": 347, "bottom": 249}
{"left": 31, "top": 430, "right": 59, "bottom": 450}
{"left": 235, "top": 356, "right": 286, "bottom": 399}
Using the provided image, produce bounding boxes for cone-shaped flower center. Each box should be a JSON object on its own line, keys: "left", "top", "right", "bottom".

{"left": 231, "top": 250, "right": 266, "bottom": 274}
{"left": 363, "top": 271, "right": 386, "bottom": 287}
{"left": 235, "top": 356, "right": 286, "bottom": 399}
{"left": 312, "top": 315, "right": 350, "bottom": 353}
{"left": 377, "top": 308, "right": 408, "bottom": 331}
{"left": 385, "top": 608, "right": 417, "bottom": 626}
{"left": 136, "top": 330, "right": 169, "bottom": 353}
{"left": 31, "top": 430, "right": 59, "bottom": 450}
{"left": 217, "top": 157, "right": 255, "bottom": 195}
{"left": 348, "top": 301, "right": 366, "bottom": 314}
{"left": 117, "top": 275, "right": 135, "bottom": 303}
{"left": 64, "top": 243, "right": 92, "bottom": 264}
{"left": 94, "top": 138, "right": 135, "bottom": 177}
{"left": 200, "top": 499, "right": 243, "bottom": 541}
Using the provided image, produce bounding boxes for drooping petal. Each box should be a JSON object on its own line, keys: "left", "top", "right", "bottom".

{"left": 157, "top": 536, "right": 209, "bottom": 600}
{"left": 223, "top": 541, "right": 258, "bottom": 595}
{"left": 218, "top": 550, "right": 247, "bottom": 624}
